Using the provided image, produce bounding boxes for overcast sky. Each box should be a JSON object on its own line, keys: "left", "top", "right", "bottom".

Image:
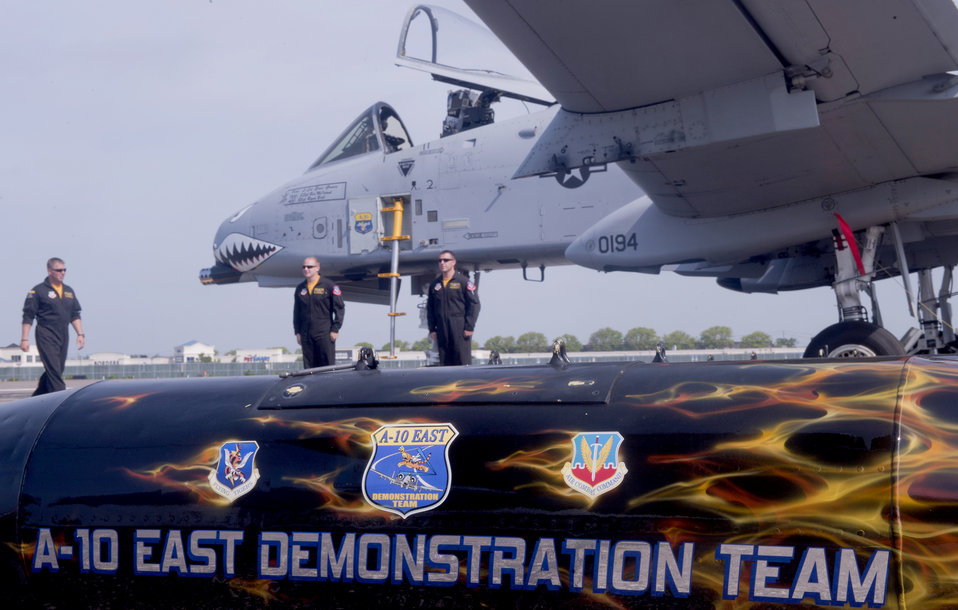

{"left": 1, "top": 0, "right": 925, "bottom": 357}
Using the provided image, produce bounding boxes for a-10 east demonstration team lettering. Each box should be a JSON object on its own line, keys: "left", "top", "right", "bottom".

{"left": 19, "top": 250, "right": 481, "bottom": 391}
{"left": 294, "top": 250, "right": 479, "bottom": 368}
{"left": 29, "top": 526, "right": 890, "bottom": 605}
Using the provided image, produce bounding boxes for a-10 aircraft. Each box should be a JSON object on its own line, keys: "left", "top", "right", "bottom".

{"left": 202, "top": 1, "right": 958, "bottom": 358}
{"left": 199, "top": 5, "right": 638, "bottom": 304}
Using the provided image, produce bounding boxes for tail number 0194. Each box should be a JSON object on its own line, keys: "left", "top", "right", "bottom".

{"left": 597, "top": 234, "right": 638, "bottom": 253}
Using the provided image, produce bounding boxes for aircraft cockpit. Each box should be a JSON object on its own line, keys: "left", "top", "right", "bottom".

{"left": 309, "top": 102, "right": 412, "bottom": 170}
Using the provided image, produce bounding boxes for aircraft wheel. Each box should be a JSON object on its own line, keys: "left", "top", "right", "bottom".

{"left": 803, "top": 321, "right": 903, "bottom": 358}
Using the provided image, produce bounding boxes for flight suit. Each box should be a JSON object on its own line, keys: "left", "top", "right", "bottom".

{"left": 293, "top": 277, "right": 345, "bottom": 368}
{"left": 22, "top": 278, "right": 81, "bottom": 395}
{"left": 427, "top": 271, "right": 480, "bottom": 365}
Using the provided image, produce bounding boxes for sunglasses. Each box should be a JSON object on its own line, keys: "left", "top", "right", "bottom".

{"left": 303, "top": 265, "right": 317, "bottom": 269}
{"left": 438, "top": 258, "right": 454, "bottom": 263}
{"left": 51, "top": 268, "right": 66, "bottom": 272}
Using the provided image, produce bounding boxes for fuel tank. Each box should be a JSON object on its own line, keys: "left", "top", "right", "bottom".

{"left": 2, "top": 356, "right": 958, "bottom": 608}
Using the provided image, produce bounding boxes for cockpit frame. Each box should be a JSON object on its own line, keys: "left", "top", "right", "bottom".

{"left": 309, "top": 102, "right": 413, "bottom": 171}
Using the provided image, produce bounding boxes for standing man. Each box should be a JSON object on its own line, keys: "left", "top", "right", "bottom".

{"left": 294, "top": 257, "right": 345, "bottom": 368}
{"left": 427, "top": 250, "right": 480, "bottom": 366}
{"left": 21, "top": 257, "right": 84, "bottom": 396}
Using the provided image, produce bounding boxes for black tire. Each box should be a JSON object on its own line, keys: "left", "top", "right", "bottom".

{"left": 803, "top": 321, "right": 904, "bottom": 358}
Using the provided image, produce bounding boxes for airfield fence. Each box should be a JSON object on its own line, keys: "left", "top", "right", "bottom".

{"left": 0, "top": 348, "right": 804, "bottom": 381}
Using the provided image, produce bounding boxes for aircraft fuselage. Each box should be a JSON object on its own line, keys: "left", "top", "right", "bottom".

{"left": 202, "top": 104, "right": 637, "bottom": 301}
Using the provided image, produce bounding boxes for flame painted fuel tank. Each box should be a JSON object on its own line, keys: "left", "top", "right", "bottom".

{"left": 2, "top": 356, "right": 957, "bottom": 608}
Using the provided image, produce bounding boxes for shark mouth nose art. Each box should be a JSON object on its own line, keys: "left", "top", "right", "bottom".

{"left": 215, "top": 233, "right": 283, "bottom": 272}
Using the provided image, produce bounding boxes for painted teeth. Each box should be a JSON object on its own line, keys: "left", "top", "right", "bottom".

{"left": 215, "top": 233, "right": 283, "bottom": 272}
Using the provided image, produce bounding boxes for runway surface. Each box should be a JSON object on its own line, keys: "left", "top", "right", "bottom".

{"left": 0, "top": 379, "right": 99, "bottom": 403}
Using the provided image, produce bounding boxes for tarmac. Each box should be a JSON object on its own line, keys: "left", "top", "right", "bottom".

{"left": 0, "top": 379, "right": 100, "bottom": 403}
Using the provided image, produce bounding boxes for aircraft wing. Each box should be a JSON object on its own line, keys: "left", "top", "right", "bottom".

{"left": 464, "top": 0, "right": 958, "bottom": 218}
{"left": 463, "top": 0, "right": 958, "bottom": 112}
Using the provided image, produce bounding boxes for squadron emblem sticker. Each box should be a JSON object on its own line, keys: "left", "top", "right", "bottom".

{"left": 363, "top": 423, "right": 458, "bottom": 518}
{"left": 397, "top": 159, "right": 415, "bottom": 176}
{"left": 354, "top": 212, "right": 373, "bottom": 234}
{"left": 209, "top": 441, "right": 261, "bottom": 502}
{"left": 561, "top": 432, "right": 628, "bottom": 498}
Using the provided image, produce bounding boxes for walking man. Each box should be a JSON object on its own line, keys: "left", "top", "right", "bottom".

{"left": 21, "top": 257, "right": 84, "bottom": 395}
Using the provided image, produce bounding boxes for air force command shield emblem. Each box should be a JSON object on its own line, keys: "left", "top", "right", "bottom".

{"left": 209, "top": 441, "right": 261, "bottom": 502}
{"left": 363, "top": 423, "right": 458, "bottom": 518}
{"left": 561, "top": 432, "right": 628, "bottom": 498}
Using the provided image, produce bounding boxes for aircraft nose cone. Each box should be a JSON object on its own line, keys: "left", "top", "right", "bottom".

{"left": 565, "top": 197, "right": 652, "bottom": 271}
{"left": 565, "top": 232, "right": 602, "bottom": 270}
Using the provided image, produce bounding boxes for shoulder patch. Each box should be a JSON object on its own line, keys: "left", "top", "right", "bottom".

{"left": 332, "top": 285, "right": 341, "bottom": 296}
{"left": 466, "top": 281, "right": 476, "bottom": 292}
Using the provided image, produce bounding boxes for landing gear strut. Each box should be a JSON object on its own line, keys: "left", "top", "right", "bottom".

{"left": 805, "top": 218, "right": 957, "bottom": 357}
{"left": 805, "top": 222, "right": 904, "bottom": 357}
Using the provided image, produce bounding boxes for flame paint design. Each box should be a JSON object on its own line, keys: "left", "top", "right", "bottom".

{"left": 487, "top": 359, "right": 958, "bottom": 606}
{"left": 489, "top": 441, "right": 601, "bottom": 507}
{"left": 228, "top": 578, "right": 282, "bottom": 604}
{"left": 94, "top": 392, "right": 155, "bottom": 411}
{"left": 120, "top": 443, "right": 232, "bottom": 505}
{"left": 45, "top": 358, "right": 958, "bottom": 605}
{"left": 410, "top": 378, "right": 543, "bottom": 401}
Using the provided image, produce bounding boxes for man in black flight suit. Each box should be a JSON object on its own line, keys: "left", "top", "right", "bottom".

{"left": 21, "top": 257, "right": 85, "bottom": 396}
{"left": 427, "top": 250, "right": 480, "bottom": 366}
{"left": 294, "top": 257, "right": 345, "bottom": 368}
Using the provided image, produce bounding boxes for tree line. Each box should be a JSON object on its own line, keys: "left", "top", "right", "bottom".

{"left": 375, "top": 326, "right": 798, "bottom": 353}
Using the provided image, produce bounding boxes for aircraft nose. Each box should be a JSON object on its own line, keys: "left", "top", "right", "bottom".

{"left": 212, "top": 215, "right": 237, "bottom": 259}
{"left": 210, "top": 204, "right": 284, "bottom": 273}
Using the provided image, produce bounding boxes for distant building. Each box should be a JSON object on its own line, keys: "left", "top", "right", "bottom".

{"left": 0, "top": 343, "right": 42, "bottom": 366}
{"left": 86, "top": 352, "right": 171, "bottom": 365}
{"left": 86, "top": 352, "right": 129, "bottom": 365}
{"left": 174, "top": 340, "right": 216, "bottom": 363}
{"left": 230, "top": 348, "right": 297, "bottom": 364}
